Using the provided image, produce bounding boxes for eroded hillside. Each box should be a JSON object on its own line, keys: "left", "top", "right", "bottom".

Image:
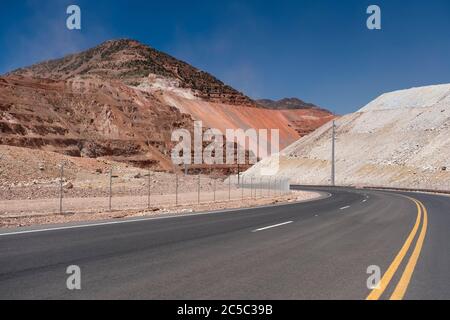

{"left": 1, "top": 39, "right": 334, "bottom": 172}
{"left": 246, "top": 84, "right": 450, "bottom": 189}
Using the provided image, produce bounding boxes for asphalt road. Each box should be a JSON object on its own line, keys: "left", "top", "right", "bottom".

{"left": 0, "top": 186, "right": 448, "bottom": 300}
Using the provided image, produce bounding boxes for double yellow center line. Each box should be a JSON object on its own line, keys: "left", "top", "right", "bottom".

{"left": 366, "top": 196, "right": 428, "bottom": 300}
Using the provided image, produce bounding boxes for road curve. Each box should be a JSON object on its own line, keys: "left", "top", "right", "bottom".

{"left": 0, "top": 186, "right": 449, "bottom": 300}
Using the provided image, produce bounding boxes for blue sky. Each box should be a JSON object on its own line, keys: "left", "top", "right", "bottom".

{"left": 1, "top": 0, "right": 450, "bottom": 114}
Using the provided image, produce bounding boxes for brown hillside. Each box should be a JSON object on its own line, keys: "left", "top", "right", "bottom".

{"left": 1, "top": 39, "right": 335, "bottom": 172}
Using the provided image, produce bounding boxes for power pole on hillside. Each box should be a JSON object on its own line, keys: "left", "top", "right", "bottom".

{"left": 331, "top": 120, "right": 336, "bottom": 186}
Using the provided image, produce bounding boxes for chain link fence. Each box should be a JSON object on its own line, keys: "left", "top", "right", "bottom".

{"left": 0, "top": 164, "right": 292, "bottom": 216}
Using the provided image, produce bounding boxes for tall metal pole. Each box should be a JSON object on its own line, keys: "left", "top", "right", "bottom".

{"left": 331, "top": 120, "right": 336, "bottom": 187}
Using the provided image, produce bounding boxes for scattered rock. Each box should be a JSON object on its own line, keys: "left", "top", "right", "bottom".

{"left": 63, "top": 182, "right": 74, "bottom": 189}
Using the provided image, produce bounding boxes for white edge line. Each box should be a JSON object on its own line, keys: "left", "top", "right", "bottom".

{"left": 340, "top": 205, "right": 351, "bottom": 210}
{"left": 252, "top": 221, "right": 293, "bottom": 232}
{"left": 0, "top": 217, "right": 163, "bottom": 237}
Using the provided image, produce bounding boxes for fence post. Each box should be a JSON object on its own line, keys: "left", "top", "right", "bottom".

{"left": 109, "top": 168, "right": 112, "bottom": 212}
{"left": 253, "top": 178, "right": 255, "bottom": 199}
{"left": 263, "top": 177, "right": 267, "bottom": 198}
{"left": 198, "top": 174, "right": 201, "bottom": 204}
{"left": 176, "top": 174, "right": 179, "bottom": 206}
{"left": 250, "top": 177, "right": 253, "bottom": 199}
{"left": 241, "top": 176, "right": 245, "bottom": 200}
{"left": 213, "top": 178, "right": 216, "bottom": 202}
{"left": 228, "top": 176, "right": 231, "bottom": 201}
{"left": 59, "top": 163, "right": 64, "bottom": 214}
{"left": 275, "top": 178, "right": 278, "bottom": 196}
{"left": 260, "top": 177, "right": 263, "bottom": 198}
{"left": 147, "top": 170, "right": 151, "bottom": 209}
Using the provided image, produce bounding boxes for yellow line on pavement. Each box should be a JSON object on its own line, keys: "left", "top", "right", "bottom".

{"left": 366, "top": 197, "right": 422, "bottom": 300}
{"left": 390, "top": 199, "right": 428, "bottom": 300}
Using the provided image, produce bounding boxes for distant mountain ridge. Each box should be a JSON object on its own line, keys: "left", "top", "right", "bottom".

{"left": 257, "top": 98, "right": 330, "bottom": 112}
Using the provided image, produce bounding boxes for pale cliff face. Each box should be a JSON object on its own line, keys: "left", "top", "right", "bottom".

{"left": 246, "top": 84, "right": 450, "bottom": 190}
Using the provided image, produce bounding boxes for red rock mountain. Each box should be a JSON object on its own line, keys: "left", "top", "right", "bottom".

{"left": 0, "top": 39, "right": 334, "bottom": 171}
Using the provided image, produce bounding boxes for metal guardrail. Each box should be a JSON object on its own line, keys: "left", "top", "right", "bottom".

{"left": 291, "top": 184, "right": 450, "bottom": 195}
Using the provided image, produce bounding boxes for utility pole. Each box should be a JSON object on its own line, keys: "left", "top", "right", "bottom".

{"left": 331, "top": 120, "right": 336, "bottom": 186}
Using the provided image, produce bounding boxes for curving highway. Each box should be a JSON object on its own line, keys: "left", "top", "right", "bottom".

{"left": 0, "top": 186, "right": 449, "bottom": 300}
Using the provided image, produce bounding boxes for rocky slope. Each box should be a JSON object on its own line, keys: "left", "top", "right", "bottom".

{"left": 0, "top": 75, "right": 191, "bottom": 170}
{"left": 245, "top": 84, "right": 450, "bottom": 190}
{"left": 9, "top": 39, "right": 253, "bottom": 105}
{"left": 1, "top": 39, "right": 334, "bottom": 171}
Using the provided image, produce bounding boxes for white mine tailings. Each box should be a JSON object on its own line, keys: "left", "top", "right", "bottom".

{"left": 246, "top": 84, "right": 450, "bottom": 190}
